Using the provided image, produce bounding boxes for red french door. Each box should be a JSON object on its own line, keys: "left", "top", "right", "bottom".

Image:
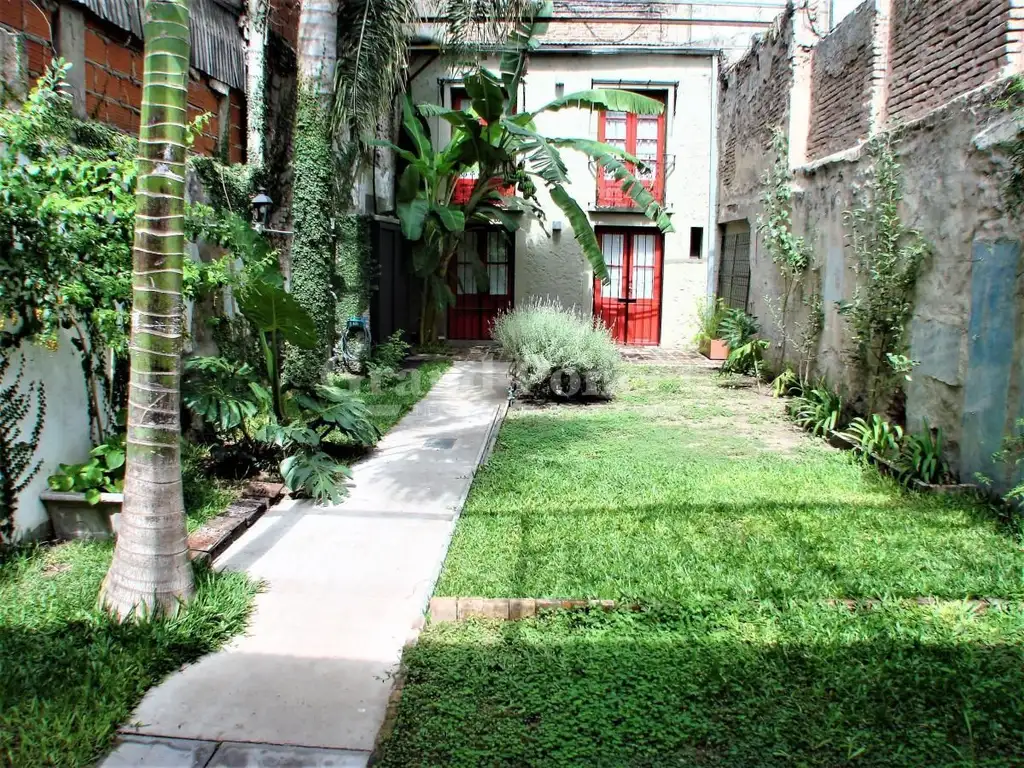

{"left": 447, "top": 230, "right": 514, "bottom": 340}
{"left": 593, "top": 229, "right": 663, "bottom": 346}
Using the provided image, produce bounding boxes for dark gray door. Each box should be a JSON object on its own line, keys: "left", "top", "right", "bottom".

{"left": 717, "top": 220, "right": 751, "bottom": 310}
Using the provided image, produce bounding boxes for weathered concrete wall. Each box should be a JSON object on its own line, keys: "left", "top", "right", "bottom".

{"left": 410, "top": 49, "right": 716, "bottom": 346}
{"left": 806, "top": 0, "right": 873, "bottom": 161}
{"left": 717, "top": 0, "right": 1024, "bottom": 488}
{"left": 2, "top": 337, "right": 95, "bottom": 540}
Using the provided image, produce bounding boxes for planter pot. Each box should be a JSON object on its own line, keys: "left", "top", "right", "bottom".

{"left": 700, "top": 339, "right": 731, "bottom": 361}
{"left": 41, "top": 491, "right": 123, "bottom": 541}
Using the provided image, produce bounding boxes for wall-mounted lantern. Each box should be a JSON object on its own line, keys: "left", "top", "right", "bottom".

{"left": 251, "top": 188, "right": 273, "bottom": 231}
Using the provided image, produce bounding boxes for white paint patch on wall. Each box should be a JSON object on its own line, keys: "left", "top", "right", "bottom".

{"left": 2, "top": 337, "right": 94, "bottom": 539}
{"left": 409, "top": 51, "right": 716, "bottom": 346}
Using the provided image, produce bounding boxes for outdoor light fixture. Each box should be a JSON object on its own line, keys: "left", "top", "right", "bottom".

{"left": 555, "top": 82, "right": 564, "bottom": 98}
{"left": 551, "top": 220, "right": 563, "bottom": 232}
{"left": 251, "top": 188, "right": 273, "bottom": 230}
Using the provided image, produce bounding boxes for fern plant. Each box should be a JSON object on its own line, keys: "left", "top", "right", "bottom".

{"left": 0, "top": 358, "right": 46, "bottom": 541}
{"left": 789, "top": 383, "right": 843, "bottom": 437}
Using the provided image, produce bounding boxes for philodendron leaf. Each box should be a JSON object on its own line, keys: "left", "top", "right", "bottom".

{"left": 238, "top": 280, "right": 318, "bottom": 349}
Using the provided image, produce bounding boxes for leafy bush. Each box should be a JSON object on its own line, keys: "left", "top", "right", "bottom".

{"left": 771, "top": 368, "right": 799, "bottom": 398}
{"left": 993, "top": 418, "right": 1024, "bottom": 504}
{"left": 46, "top": 433, "right": 126, "bottom": 504}
{"left": 367, "top": 330, "right": 411, "bottom": 386}
{"left": 493, "top": 299, "right": 621, "bottom": 399}
{"left": 789, "top": 383, "right": 843, "bottom": 437}
{"left": 719, "top": 309, "right": 767, "bottom": 377}
{"left": 694, "top": 296, "right": 727, "bottom": 346}
{"left": 845, "top": 415, "right": 904, "bottom": 464}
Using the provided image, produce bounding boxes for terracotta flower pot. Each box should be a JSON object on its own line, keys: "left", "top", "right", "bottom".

{"left": 700, "top": 339, "right": 731, "bottom": 361}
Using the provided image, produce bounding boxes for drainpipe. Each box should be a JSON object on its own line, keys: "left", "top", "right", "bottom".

{"left": 706, "top": 53, "right": 720, "bottom": 298}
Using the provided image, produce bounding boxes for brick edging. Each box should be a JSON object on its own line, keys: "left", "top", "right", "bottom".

{"left": 428, "top": 596, "right": 1014, "bottom": 623}
{"left": 187, "top": 481, "right": 285, "bottom": 564}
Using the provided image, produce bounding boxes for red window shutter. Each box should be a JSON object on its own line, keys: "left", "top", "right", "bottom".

{"left": 596, "top": 92, "right": 667, "bottom": 208}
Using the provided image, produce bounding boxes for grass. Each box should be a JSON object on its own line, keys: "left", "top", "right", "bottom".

{"left": 182, "top": 442, "right": 244, "bottom": 532}
{"left": 378, "top": 605, "right": 1024, "bottom": 767}
{"left": 437, "top": 368, "right": 1024, "bottom": 602}
{"left": 378, "top": 364, "right": 1024, "bottom": 767}
{"left": 0, "top": 542, "right": 257, "bottom": 767}
{"left": 359, "top": 359, "right": 452, "bottom": 435}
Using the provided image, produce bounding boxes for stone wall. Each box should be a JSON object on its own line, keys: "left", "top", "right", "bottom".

{"left": 716, "top": 2, "right": 1024, "bottom": 489}
{"left": 806, "top": 1, "right": 873, "bottom": 161}
{"left": 888, "top": 0, "right": 1011, "bottom": 123}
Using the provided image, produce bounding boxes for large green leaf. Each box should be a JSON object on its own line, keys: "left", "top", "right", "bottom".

{"left": 533, "top": 89, "right": 664, "bottom": 117}
{"left": 432, "top": 203, "right": 466, "bottom": 232}
{"left": 549, "top": 184, "right": 609, "bottom": 283}
{"left": 555, "top": 138, "right": 674, "bottom": 233}
{"left": 472, "top": 205, "right": 519, "bottom": 231}
{"left": 502, "top": 120, "right": 569, "bottom": 185}
{"left": 397, "top": 199, "right": 430, "bottom": 240}
{"left": 397, "top": 165, "right": 421, "bottom": 203}
{"left": 464, "top": 70, "right": 506, "bottom": 124}
{"left": 238, "top": 280, "right": 318, "bottom": 349}
{"left": 401, "top": 96, "right": 432, "bottom": 161}
{"left": 367, "top": 137, "right": 419, "bottom": 166}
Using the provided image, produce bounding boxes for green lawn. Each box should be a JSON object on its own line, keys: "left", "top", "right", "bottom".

{"left": 0, "top": 543, "right": 257, "bottom": 767}
{"left": 378, "top": 364, "right": 1024, "bottom": 767}
{"left": 360, "top": 360, "right": 452, "bottom": 434}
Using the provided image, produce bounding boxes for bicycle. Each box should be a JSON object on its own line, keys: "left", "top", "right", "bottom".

{"left": 337, "top": 315, "right": 371, "bottom": 374}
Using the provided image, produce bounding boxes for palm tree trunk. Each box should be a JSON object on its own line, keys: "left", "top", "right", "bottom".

{"left": 101, "top": 0, "right": 194, "bottom": 620}
{"left": 245, "top": 0, "right": 269, "bottom": 168}
{"left": 282, "top": 0, "right": 339, "bottom": 388}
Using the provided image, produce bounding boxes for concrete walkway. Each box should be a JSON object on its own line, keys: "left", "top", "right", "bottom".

{"left": 102, "top": 360, "right": 508, "bottom": 767}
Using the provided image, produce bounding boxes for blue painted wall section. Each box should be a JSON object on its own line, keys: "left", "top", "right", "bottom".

{"left": 961, "top": 240, "right": 1022, "bottom": 486}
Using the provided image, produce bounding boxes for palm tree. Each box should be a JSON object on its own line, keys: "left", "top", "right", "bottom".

{"left": 282, "top": 0, "right": 340, "bottom": 388}
{"left": 100, "top": 0, "right": 194, "bottom": 619}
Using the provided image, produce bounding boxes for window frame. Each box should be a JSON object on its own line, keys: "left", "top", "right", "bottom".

{"left": 596, "top": 90, "right": 668, "bottom": 208}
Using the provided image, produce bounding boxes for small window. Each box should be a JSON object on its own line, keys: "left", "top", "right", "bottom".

{"left": 690, "top": 227, "right": 704, "bottom": 260}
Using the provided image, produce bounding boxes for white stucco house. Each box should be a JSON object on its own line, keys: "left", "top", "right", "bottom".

{"left": 405, "top": 0, "right": 783, "bottom": 346}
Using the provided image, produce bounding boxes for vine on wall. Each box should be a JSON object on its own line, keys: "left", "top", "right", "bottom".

{"left": 0, "top": 358, "right": 46, "bottom": 543}
{"left": 335, "top": 214, "right": 373, "bottom": 331}
{"left": 283, "top": 82, "right": 337, "bottom": 389}
{"left": 838, "top": 134, "right": 928, "bottom": 416}
{"left": 758, "top": 128, "right": 818, "bottom": 370}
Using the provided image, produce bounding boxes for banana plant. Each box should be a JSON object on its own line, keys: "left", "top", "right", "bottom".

{"left": 374, "top": 6, "right": 673, "bottom": 341}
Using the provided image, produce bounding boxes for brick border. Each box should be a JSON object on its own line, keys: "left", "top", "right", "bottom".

{"left": 187, "top": 481, "right": 284, "bottom": 564}
{"left": 428, "top": 596, "right": 1012, "bottom": 623}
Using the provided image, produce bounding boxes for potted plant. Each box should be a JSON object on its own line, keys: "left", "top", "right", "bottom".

{"left": 41, "top": 433, "right": 125, "bottom": 540}
{"left": 695, "top": 297, "right": 729, "bottom": 360}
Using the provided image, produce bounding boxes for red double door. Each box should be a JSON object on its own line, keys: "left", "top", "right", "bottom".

{"left": 593, "top": 229, "right": 664, "bottom": 346}
{"left": 447, "top": 229, "right": 513, "bottom": 340}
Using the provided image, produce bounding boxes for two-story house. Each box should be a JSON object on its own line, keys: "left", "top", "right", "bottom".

{"left": 407, "top": 0, "right": 783, "bottom": 346}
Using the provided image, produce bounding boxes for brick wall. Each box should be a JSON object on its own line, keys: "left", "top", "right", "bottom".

{"left": 2, "top": 1, "right": 245, "bottom": 162}
{"left": 718, "top": 10, "right": 794, "bottom": 199}
{"left": 806, "top": 1, "right": 874, "bottom": 161}
{"left": 888, "top": 0, "right": 1011, "bottom": 123}
{"left": 1, "top": 0, "right": 54, "bottom": 79}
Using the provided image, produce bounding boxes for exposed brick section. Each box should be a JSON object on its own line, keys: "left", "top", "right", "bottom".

{"left": 270, "top": 0, "right": 300, "bottom": 50}
{"left": 1, "top": 0, "right": 53, "bottom": 79}
{"left": 83, "top": 17, "right": 143, "bottom": 133}
{"left": 887, "top": 0, "right": 1012, "bottom": 124}
{"left": 718, "top": 9, "right": 794, "bottom": 198}
{"left": 4, "top": 6, "right": 246, "bottom": 159}
{"left": 806, "top": 1, "right": 874, "bottom": 161}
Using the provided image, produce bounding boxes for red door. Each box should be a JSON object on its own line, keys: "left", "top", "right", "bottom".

{"left": 593, "top": 229, "right": 663, "bottom": 345}
{"left": 447, "top": 230, "right": 514, "bottom": 340}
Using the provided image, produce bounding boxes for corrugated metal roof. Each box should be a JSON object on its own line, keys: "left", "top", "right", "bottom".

{"left": 190, "top": 0, "right": 245, "bottom": 89}
{"left": 67, "top": 0, "right": 245, "bottom": 90}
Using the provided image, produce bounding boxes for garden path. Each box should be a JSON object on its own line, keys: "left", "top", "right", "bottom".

{"left": 100, "top": 360, "right": 509, "bottom": 767}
